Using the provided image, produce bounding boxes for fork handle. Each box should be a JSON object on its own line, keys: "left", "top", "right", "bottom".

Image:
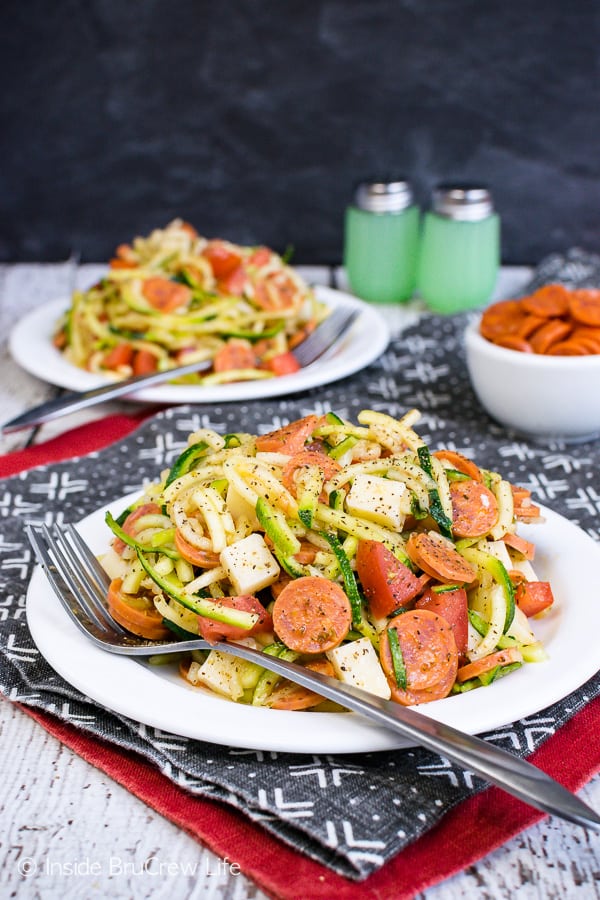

{"left": 200, "top": 640, "right": 600, "bottom": 831}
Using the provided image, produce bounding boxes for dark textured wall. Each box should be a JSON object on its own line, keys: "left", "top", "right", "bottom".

{"left": 2, "top": 0, "right": 600, "bottom": 264}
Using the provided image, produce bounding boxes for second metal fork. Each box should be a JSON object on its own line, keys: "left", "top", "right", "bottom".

{"left": 25, "top": 521, "right": 600, "bottom": 832}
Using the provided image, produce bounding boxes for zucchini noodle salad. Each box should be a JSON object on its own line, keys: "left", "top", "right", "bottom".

{"left": 53, "top": 219, "right": 327, "bottom": 384}
{"left": 101, "top": 409, "right": 554, "bottom": 710}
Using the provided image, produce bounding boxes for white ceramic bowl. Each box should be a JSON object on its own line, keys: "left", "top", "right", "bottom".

{"left": 464, "top": 316, "right": 600, "bottom": 443}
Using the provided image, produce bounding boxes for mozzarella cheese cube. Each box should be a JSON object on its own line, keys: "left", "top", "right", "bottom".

{"left": 327, "top": 637, "right": 391, "bottom": 699}
{"left": 345, "top": 473, "right": 407, "bottom": 530}
{"left": 191, "top": 651, "right": 245, "bottom": 700}
{"left": 220, "top": 533, "right": 280, "bottom": 595}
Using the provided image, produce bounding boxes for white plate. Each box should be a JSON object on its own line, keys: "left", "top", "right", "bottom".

{"left": 26, "top": 497, "right": 600, "bottom": 753}
{"left": 9, "top": 287, "right": 389, "bottom": 404}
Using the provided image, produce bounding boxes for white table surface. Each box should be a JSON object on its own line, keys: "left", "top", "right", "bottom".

{"left": 1, "top": 263, "right": 599, "bottom": 899}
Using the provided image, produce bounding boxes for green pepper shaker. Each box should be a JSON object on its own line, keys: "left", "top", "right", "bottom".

{"left": 344, "top": 179, "right": 420, "bottom": 304}
{"left": 417, "top": 185, "right": 500, "bottom": 314}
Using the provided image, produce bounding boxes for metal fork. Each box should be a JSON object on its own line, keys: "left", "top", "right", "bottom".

{"left": 2, "top": 305, "right": 360, "bottom": 434}
{"left": 25, "top": 521, "right": 600, "bottom": 832}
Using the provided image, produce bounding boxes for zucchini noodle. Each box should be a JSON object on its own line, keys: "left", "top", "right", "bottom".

{"left": 101, "top": 408, "right": 553, "bottom": 709}
{"left": 54, "top": 219, "right": 328, "bottom": 383}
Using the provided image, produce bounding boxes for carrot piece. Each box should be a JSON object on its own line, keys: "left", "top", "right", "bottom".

{"left": 267, "top": 659, "right": 335, "bottom": 710}
{"left": 520, "top": 284, "right": 570, "bottom": 318}
{"left": 132, "top": 349, "right": 158, "bottom": 375}
{"left": 174, "top": 530, "right": 221, "bottom": 568}
{"left": 406, "top": 532, "right": 478, "bottom": 584}
{"left": 213, "top": 339, "right": 257, "bottom": 373}
{"left": 107, "top": 578, "right": 171, "bottom": 640}
{"left": 219, "top": 266, "right": 248, "bottom": 296}
{"left": 282, "top": 447, "right": 342, "bottom": 498}
{"left": 272, "top": 575, "right": 352, "bottom": 654}
{"left": 449, "top": 480, "right": 499, "bottom": 538}
{"left": 356, "top": 539, "right": 422, "bottom": 619}
{"left": 432, "top": 449, "right": 483, "bottom": 482}
{"left": 456, "top": 647, "right": 523, "bottom": 683}
{"left": 255, "top": 414, "right": 324, "bottom": 453}
{"left": 415, "top": 586, "right": 469, "bottom": 655}
{"left": 141, "top": 277, "right": 191, "bottom": 312}
{"left": 103, "top": 343, "right": 134, "bottom": 369}
{"left": 569, "top": 289, "right": 600, "bottom": 327}
{"left": 500, "top": 532, "right": 536, "bottom": 560}
{"left": 379, "top": 609, "right": 458, "bottom": 704}
{"left": 263, "top": 351, "right": 301, "bottom": 376}
{"left": 515, "top": 581, "right": 554, "bottom": 617}
{"left": 196, "top": 595, "right": 272, "bottom": 643}
{"left": 529, "top": 319, "right": 572, "bottom": 354}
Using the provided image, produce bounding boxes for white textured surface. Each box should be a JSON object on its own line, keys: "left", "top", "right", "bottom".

{"left": 1, "top": 263, "right": 599, "bottom": 899}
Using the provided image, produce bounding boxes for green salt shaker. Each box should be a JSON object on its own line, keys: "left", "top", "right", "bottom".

{"left": 344, "top": 179, "right": 419, "bottom": 304}
{"left": 417, "top": 185, "right": 500, "bottom": 314}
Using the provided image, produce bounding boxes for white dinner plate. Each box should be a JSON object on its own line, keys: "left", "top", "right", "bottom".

{"left": 9, "top": 287, "right": 389, "bottom": 404}
{"left": 26, "top": 496, "right": 600, "bottom": 753}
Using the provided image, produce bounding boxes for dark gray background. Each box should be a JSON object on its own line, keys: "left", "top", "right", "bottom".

{"left": 2, "top": 0, "right": 599, "bottom": 265}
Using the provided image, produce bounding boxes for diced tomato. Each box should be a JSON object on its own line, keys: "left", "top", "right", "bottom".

{"left": 515, "top": 581, "right": 555, "bottom": 617}
{"left": 197, "top": 595, "right": 272, "bottom": 642}
{"left": 219, "top": 265, "right": 248, "bottom": 296}
{"left": 415, "top": 586, "right": 469, "bottom": 655}
{"left": 141, "top": 277, "right": 191, "bottom": 312}
{"left": 213, "top": 338, "right": 257, "bottom": 372}
{"left": 355, "top": 540, "right": 422, "bottom": 619}
{"left": 132, "top": 349, "right": 158, "bottom": 375}
{"left": 202, "top": 241, "right": 243, "bottom": 279}
{"left": 103, "top": 343, "right": 134, "bottom": 369}
{"left": 247, "top": 247, "right": 272, "bottom": 267}
{"left": 262, "top": 351, "right": 301, "bottom": 376}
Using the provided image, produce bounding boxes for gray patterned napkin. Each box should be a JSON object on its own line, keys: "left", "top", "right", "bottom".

{"left": 2, "top": 309, "right": 600, "bottom": 881}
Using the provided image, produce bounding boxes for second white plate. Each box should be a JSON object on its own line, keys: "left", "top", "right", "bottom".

{"left": 26, "top": 497, "right": 600, "bottom": 754}
{"left": 9, "top": 286, "right": 389, "bottom": 404}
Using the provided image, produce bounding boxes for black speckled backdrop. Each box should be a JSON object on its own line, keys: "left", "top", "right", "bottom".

{"left": 2, "top": 0, "right": 600, "bottom": 264}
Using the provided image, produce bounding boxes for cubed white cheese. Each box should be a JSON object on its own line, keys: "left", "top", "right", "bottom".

{"left": 345, "top": 473, "right": 407, "bottom": 530}
{"left": 220, "top": 533, "right": 280, "bottom": 595}
{"left": 191, "top": 651, "right": 245, "bottom": 700}
{"left": 327, "top": 637, "right": 391, "bottom": 699}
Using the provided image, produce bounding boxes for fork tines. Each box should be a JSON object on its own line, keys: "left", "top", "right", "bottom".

{"left": 293, "top": 307, "right": 360, "bottom": 367}
{"left": 26, "top": 522, "right": 127, "bottom": 636}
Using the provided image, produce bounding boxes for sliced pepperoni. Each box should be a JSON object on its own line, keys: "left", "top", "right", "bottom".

{"left": 457, "top": 647, "right": 523, "bottom": 683}
{"left": 520, "top": 284, "right": 570, "bottom": 318}
{"left": 432, "top": 449, "right": 483, "bottom": 482}
{"left": 494, "top": 335, "right": 534, "bottom": 353}
{"left": 112, "top": 502, "right": 161, "bottom": 555}
{"left": 197, "top": 595, "right": 272, "bottom": 643}
{"left": 406, "top": 532, "right": 478, "bottom": 584}
{"left": 449, "top": 480, "right": 499, "bottom": 538}
{"left": 569, "top": 289, "right": 600, "bottom": 327}
{"left": 529, "top": 319, "right": 572, "bottom": 354}
{"left": 267, "top": 659, "right": 335, "bottom": 710}
{"left": 480, "top": 300, "right": 526, "bottom": 341}
{"left": 415, "top": 586, "right": 469, "bottom": 655}
{"left": 272, "top": 576, "right": 352, "bottom": 654}
{"left": 282, "top": 447, "right": 342, "bottom": 499}
{"left": 255, "top": 415, "right": 324, "bottom": 453}
{"left": 379, "top": 609, "right": 458, "bottom": 705}
{"left": 500, "top": 532, "right": 536, "bottom": 560}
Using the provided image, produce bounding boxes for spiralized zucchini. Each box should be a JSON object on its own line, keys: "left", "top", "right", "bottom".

{"left": 54, "top": 219, "right": 328, "bottom": 383}
{"left": 102, "top": 408, "right": 553, "bottom": 709}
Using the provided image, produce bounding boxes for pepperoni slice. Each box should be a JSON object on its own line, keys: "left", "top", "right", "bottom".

{"left": 174, "top": 530, "right": 221, "bottom": 568}
{"left": 546, "top": 339, "right": 597, "bottom": 355}
{"left": 529, "top": 319, "right": 572, "bottom": 354}
{"left": 272, "top": 576, "right": 352, "bottom": 654}
{"left": 500, "top": 532, "right": 536, "bottom": 560}
{"left": 480, "top": 300, "right": 526, "bottom": 341}
{"left": 569, "top": 289, "right": 600, "bottom": 327}
{"left": 449, "top": 480, "right": 499, "bottom": 538}
{"left": 516, "top": 314, "right": 547, "bottom": 338}
{"left": 196, "top": 595, "right": 272, "bottom": 643}
{"left": 267, "top": 659, "right": 335, "bottom": 710}
{"left": 379, "top": 609, "right": 458, "bottom": 704}
{"left": 520, "top": 284, "right": 570, "bottom": 318}
{"left": 415, "top": 586, "right": 469, "bottom": 655}
{"left": 432, "top": 449, "right": 483, "bottom": 482}
{"left": 494, "top": 335, "right": 534, "bottom": 352}
{"left": 406, "top": 532, "right": 478, "bottom": 584}
{"left": 282, "top": 447, "right": 342, "bottom": 498}
{"left": 112, "top": 502, "right": 162, "bottom": 555}
{"left": 255, "top": 415, "right": 324, "bottom": 454}
{"left": 456, "top": 647, "right": 522, "bottom": 683}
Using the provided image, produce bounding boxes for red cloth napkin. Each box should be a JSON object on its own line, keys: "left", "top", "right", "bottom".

{"left": 6, "top": 416, "right": 600, "bottom": 900}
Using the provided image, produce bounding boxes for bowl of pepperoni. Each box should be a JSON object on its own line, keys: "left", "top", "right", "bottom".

{"left": 464, "top": 283, "right": 600, "bottom": 442}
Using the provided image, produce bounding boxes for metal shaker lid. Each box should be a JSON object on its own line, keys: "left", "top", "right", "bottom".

{"left": 432, "top": 185, "right": 494, "bottom": 221}
{"left": 354, "top": 179, "right": 414, "bottom": 213}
